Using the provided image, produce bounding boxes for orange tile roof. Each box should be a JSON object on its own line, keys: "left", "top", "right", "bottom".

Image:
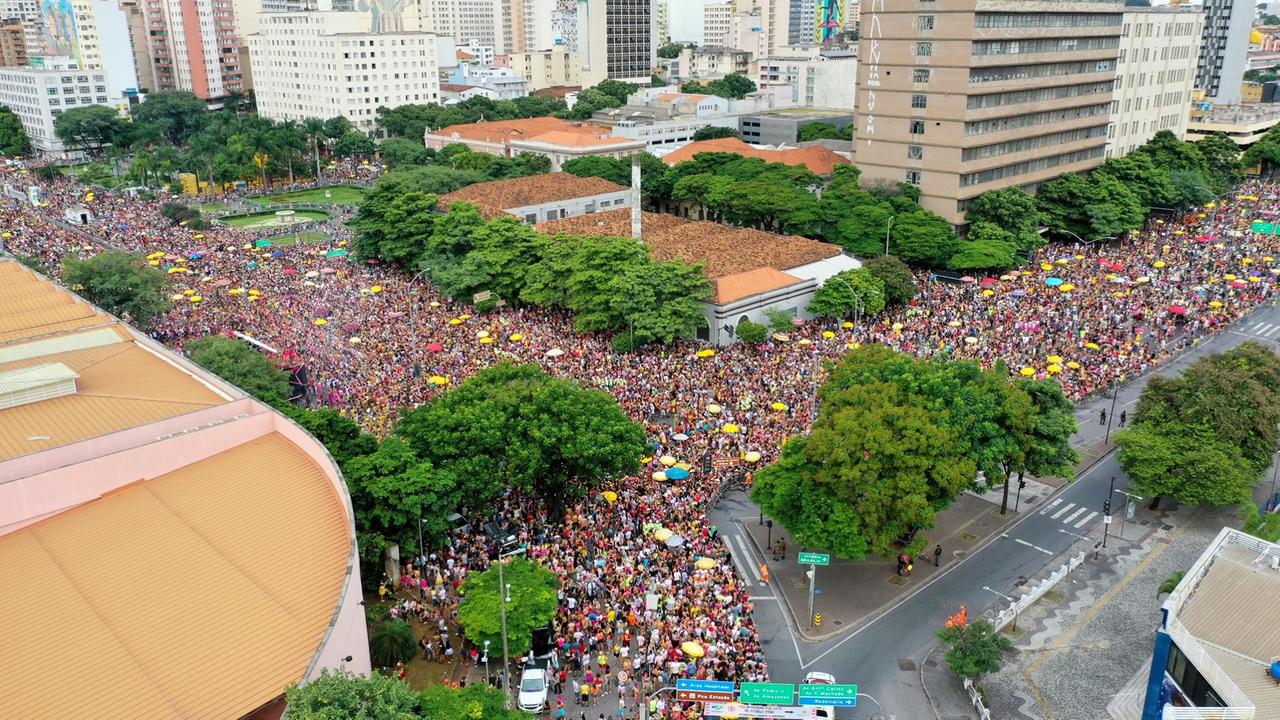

{"left": 536, "top": 209, "right": 842, "bottom": 301}
{"left": 440, "top": 173, "right": 626, "bottom": 214}
{"left": 524, "top": 129, "right": 638, "bottom": 147}
{"left": 715, "top": 267, "right": 805, "bottom": 303}
{"left": 431, "top": 116, "right": 583, "bottom": 143}
{"left": 0, "top": 432, "right": 352, "bottom": 719}
{"left": 661, "top": 137, "right": 851, "bottom": 176}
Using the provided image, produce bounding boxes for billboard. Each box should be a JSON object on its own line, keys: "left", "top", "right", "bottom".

{"left": 40, "top": 0, "right": 80, "bottom": 62}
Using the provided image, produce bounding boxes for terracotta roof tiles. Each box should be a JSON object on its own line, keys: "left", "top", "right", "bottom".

{"left": 440, "top": 173, "right": 627, "bottom": 215}
{"left": 661, "top": 137, "right": 851, "bottom": 176}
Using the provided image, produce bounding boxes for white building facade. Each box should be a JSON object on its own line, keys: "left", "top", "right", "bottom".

{"left": 0, "top": 59, "right": 111, "bottom": 157}
{"left": 418, "top": 0, "right": 505, "bottom": 52}
{"left": 1107, "top": 7, "right": 1203, "bottom": 158}
{"left": 508, "top": 48, "right": 584, "bottom": 89}
{"left": 754, "top": 46, "right": 856, "bottom": 109}
{"left": 249, "top": 11, "right": 441, "bottom": 134}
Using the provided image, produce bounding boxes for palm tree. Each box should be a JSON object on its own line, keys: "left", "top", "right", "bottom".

{"left": 272, "top": 121, "right": 306, "bottom": 184}
{"left": 245, "top": 127, "right": 275, "bottom": 189}
{"left": 302, "top": 117, "right": 326, "bottom": 181}
{"left": 368, "top": 620, "right": 417, "bottom": 668}
{"left": 184, "top": 133, "right": 221, "bottom": 195}
{"left": 222, "top": 89, "right": 245, "bottom": 115}
{"left": 1157, "top": 570, "right": 1186, "bottom": 597}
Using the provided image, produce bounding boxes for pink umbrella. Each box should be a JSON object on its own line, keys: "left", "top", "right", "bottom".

{"left": 283, "top": 268, "right": 299, "bottom": 276}
{"left": 388, "top": 311, "right": 405, "bottom": 318}
{"left": 960, "top": 276, "right": 976, "bottom": 283}
{"left": 1231, "top": 280, "right": 1248, "bottom": 288}
{"left": 979, "top": 277, "right": 998, "bottom": 287}
{"left": 1107, "top": 263, "right": 1124, "bottom": 272}
{"left": 320, "top": 268, "right": 337, "bottom": 274}
{"left": 342, "top": 322, "right": 359, "bottom": 332}
{"left": 315, "top": 308, "right": 331, "bottom": 317}
{"left": 1194, "top": 235, "right": 1212, "bottom": 243}
{"left": 425, "top": 343, "right": 444, "bottom": 352}
{"left": 1167, "top": 305, "right": 1187, "bottom": 316}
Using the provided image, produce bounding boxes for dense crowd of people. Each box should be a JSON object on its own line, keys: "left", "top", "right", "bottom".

{"left": 5, "top": 162, "right": 1279, "bottom": 718}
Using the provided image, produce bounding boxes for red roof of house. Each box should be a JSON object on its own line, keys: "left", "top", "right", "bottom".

{"left": 661, "top": 137, "right": 850, "bottom": 176}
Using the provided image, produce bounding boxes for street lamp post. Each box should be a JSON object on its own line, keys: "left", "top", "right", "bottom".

{"left": 483, "top": 639, "right": 491, "bottom": 685}
{"left": 495, "top": 544, "right": 526, "bottom": 703}
{"left": 1103, "top": 379, "right": 1121, "bottom": 445}
{"left": 885, "top": 215, "right": 894, "bottom": 256}
{"left": 982, "top": 585, "right": 1017, "bottom": 632}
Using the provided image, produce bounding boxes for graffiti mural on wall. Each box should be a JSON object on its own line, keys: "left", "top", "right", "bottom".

{"left": 39, "top": 0, "right": 80, "bottom": 62}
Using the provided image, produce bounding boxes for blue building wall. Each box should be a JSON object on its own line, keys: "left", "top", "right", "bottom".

{"left": 1141, "top": 629, "right": 1174, "bottom": 720}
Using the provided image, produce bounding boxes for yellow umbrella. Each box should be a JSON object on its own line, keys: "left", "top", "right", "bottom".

{"left": 313, "top": 318, "right": 328, "bottom": 325}
{"left": 1, "top": 232, "right": 11, "bottom": 239}
{"left": 602, "top": 491, "right": 618, "bottom": 504}
{"left": 1055, "top": 258, "right": 1069, "bottom": 266}
{"left": 1040, "top": 262, "right": 1053, "bottom": 271}
{"left": 1135, "top": 277, "right": 1150, "bottom": 284}
{"left": 770, "top": 402, "right": 787, "bottom": 411}
{"left": 428, "top": 375, "right": 450, "bottom": 386}
{"left": 821, "top": 330, "right": 835, "bottom": 339}
{"left": 169, "top": 293, "right": 184, "bottom": 301}
{"left": 947, "top": 320, "right": 962, "bottom": 327}
{"left": 1225, "top": 274, "right": 1238, "bottom": 281}
{"left": 697, "top": 348, "right": 715, "bottom": 358}
{"left": 798, "top": 338, "right": 812, "bottom": 346}
{"left": 188, "top": 295, "right": 202, "bottom": 303}
{"left": 229, "top": 288, "right": 245, "bottom": 295}
{"left": 652, "top": 471, "right": 668, "bottom": 482}
{"left": 248, "top": 289, "right": 261, "bottom": 296}
{"left": 429, "top": 301, "right": 441, "bottom": 308}
{"left": 1047, "top": 364, "right": 1063, "bottom": 374}
{"left": 349, "top": 337, "right": 362, "bottom": 344}
{"left": 964, "top": 336, "right": 978, "bottom": 345}
{"left": 183, "top": 288, "right": 195, "bottom": 295}
{"left": 459, "top": 314, "right": 472, "bottom": 320}
{"left": 841, "top": 321, "right": 853, "bottom": 329}
{"left": 167, "top": 267, "right": 185, "bottom": 274}
{"left": 674, "top": 462, "right": 692, "bottom": 471}
{"left": 722, "top": 424, "right": 740, "bottom": 434}
{"left": 707, "top": 403, "right": 722, "bottom": 414}
{"left": 1153, "top": 261, "right": 1166, "bottom": 269}
{"left": 1019, "top": 367, "right": 1035, "bottom": 377}
{"left": 194, "top": 233, "right": 204, "bottom": 239}
{"left": 1066, "top": 361, "right": 1081, "bottom": 370}
{"left": 695, "top": 558, "right": 717, "bottom": 570}
{"left": 982, "top": 289, "right": 994, "bottom": 297}
{"left": 449, "top": 318, "right": 462, "bottom": 325}
{"left": 147, "top": 251, "right": 165, "bottom": 259}
{"left": 640, "top": 456, "right": 653, "bottom": 464}
{"left": 1250, "top": 276, "right": 1262, "bottom": 283}
{"left": 509, "top": 333, "right": 523, "bottom": 341}
{"left": 477, "top": 330, "right": 490, "bottom": 338}
{"left": 1059, "top": 284, "right": 1075, "bottom": 292}
{"left": 480, "top": 336, "right": 494, "bottom": 344}
{"left": 660, "top": 455, "right": 677, "bottom": 466}
{"left": 744, "top": 451, "right": 762, "bottom": 463}
{"left": 654, "top": 528, "right": 673, "bottom": 541}
{"left": 891, "top": 322, "right": 904, "bottom": 331}
{"left": 847, "top": 342, "right": 860, "bottom": 350}
{"left": 1244, "top": 258, "right": 1255, "bottom": 265}
{"left": 149, "top": 260, "right": 160, "bottom": 266}
{"left": 1265, "top": 257, "right": 1275, "bottom": 263}
{"left": 1085, "top": 342, "right": 1101, "bottom": 350}
{"left": 1047, "top": 355, "right": 1063, "bottom": 364}
{"left": 1209, "top": 300, "right": 1224, "bottom": 309}
{"left": 370, "top": 285, "right": 383, "bottom": 293}
{"left": 681, "top": 641, "right": 705, "bottom": 658}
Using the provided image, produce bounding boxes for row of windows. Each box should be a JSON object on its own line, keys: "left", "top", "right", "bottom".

{"left": 965, "top": 102, "right": 1111, "bottom": 135}
{"left": 967, "top": 80, "right": 1114, "bottom": 110}
{"left": 960, "top": 146, "right": 1105, "bottom": 187}
{"left": 971, "top": 59, "right": 1115, "bottom": 84}
{"left": 1122, "top": 19, "right": 1200, "bottom": 38}
{"left": 973, "top": 36, "right": 1120, "bottom": 56}
{"left": 962, "top": 124, "right": 1107, "bottom": 162}
{"left": 1119, "top": 45, "right": 1195, "bottom": 64}
{"left": 974, "top": 13, "right": 1122, "bottom": 29}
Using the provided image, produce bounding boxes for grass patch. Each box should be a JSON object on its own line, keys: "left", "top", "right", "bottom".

{"left": 197, "top": 202, "right": 226, "bottom": 213}
{"left": 219, "top": 209, "right": 331, "bottom": 229}
{"left": 247, "top": 185, "right": 365, "bottom": 206}
{"left": 263, "top": 231, "right": 330, "bottom": 246}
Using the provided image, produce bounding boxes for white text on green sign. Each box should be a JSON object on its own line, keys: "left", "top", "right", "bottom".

{"left": 798, "top": 552, "right": 829, "bottom": 566}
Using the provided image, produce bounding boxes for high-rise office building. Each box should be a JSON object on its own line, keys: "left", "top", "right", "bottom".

{"left": 0, "top": 18, "right": 28, "bottom": 67}
{"left": 853, "top": 0, "right": 1123, "bottom": 225}
{"left": 702, "top": 0, "right": 789, "bottom": 59}
{"left": 117, "top": 0, "right": 156, "bottom": 91}
{"left": 788, "top": 0, "right": 815, "bottom": 44}
{"left": 0, "top": 0, "right": 41, "bottom": 60}
{"left": 1195, "top": 0, "right": 1254, "bottom": 104}
{"left": 655, "top": 0, "right": 668, "bottom": 44}
{"left": 418, "top": 0, "right": 505, "bottom": 52}
{"left": 142, "top": 0, "right": 243, "bottom": 100}
{"left": 1108, "top": 6, "right": 1203, "bottom": 158}
{"left": 582, "top": 0, "right": 655, "bottom": 83}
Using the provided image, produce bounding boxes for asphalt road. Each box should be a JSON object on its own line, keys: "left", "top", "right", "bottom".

{"left": 711, "top": 298, "right": 1280, "bottom": 719}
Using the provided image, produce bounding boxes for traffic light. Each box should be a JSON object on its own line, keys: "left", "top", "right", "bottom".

{"left": 1018, "top": 478, "right": 1026, "bottom": 490}
{"left": 1104, "top": 499, "right": 1112, "bottom": 515}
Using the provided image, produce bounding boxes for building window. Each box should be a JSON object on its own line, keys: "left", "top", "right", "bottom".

{"left": 907, "top": 144, "right": 923, "bottom": 160}
{"left": 909, "top": 120, "right": 925, "bottom": 135}
{"left": 911, "top": 94, "right": 927, "bottom": 108}
{"left": 906, "top": 170, "right": 922, "bottom": 185}
{"left": 914, "top": 41, "right": 933, "bottom": 57}
{"left": 913, "top": 68, "right": 931, "bottom": 83}
{"left": 917, "top": 15, "right": 935, "bottom": 30}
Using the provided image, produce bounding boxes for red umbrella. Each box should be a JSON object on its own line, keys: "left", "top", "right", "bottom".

{"left": 283, "top": 268, "right": 299, "bottom": 276}
{"left": 1167, "top": 305, "right": 1187, "bottom": 316}
{"left": 1194, "top": 235, "right": 1212, "bottom": 243}
{"left": 979, "top": 277, "right": 998, "bottom": 286}
{"left": 426, "top": 343, "right": 444, "bottom": 352}
{"left": 1107, "top": 263, "right": 1124, "bottom": 272}
{"left": 1231, "top": 280, "right": 1248, "bottom": 288}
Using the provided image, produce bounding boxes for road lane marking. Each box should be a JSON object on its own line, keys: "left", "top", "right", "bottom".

{"left": 1074, "top": 511, "right": 1098, "bottom": 529}
{"left": 1051, "top": 502, "right": 1076, "bottom": 519}
{"left": 1039, "top": 498, "right": 1062, "bottom": 515}
{"left": 724, "top": 532, "right": 757, "bottom": 585}
{"left": 749, "top": 596, "right": 777, "bottom": 600}
{"left": 1013, "top": 537, "right": 1054, "bottom": 555}
{"left": 733, "top": 534, "right": 764, "bottom": 584}
{"left": 1061, "top": 507, "right": 1087, "bottom": 525}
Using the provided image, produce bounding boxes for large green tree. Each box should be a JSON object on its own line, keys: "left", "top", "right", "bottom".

{"left": 947, "top": 223, "right": 1017, "bottom": 272}
{"left": 0, "top": 105, "right": 30, "bottom": 155}
{"left": 606, "top": 258, "right": 712, "bottom": 350}
{"left": 889, "top": 210, "right": 959, "bottom": 267}
{"left": 937, "top": 620, "right": 1012, "bottom": 679}
{"left": 62, "top": 251, "right": 170, "bottom": 329}
{"left": 396, "top": 363, "right": 648, "bottom": 507}
{"left": 964, "top": 187, "right": 1043, "bottom": 252}
{"left": 807, "top": 268, "right": 886, "bottom": 318}
{"left": 342, "top": 438, "right": 467, "bottom": 549}
{"left": 130, "top": 91, "right": 209, "bottom": 145}
{"left": 185, "top": 335, "right": 292, "bottom": 403}
{"left": 861, "top": 255, "right": 918, "bottom": 306}
{"left": 285, "top": 670, "right": 421, "bottom": 719}
{"left": 458, "top": 556, "right": 559, "bottom": 657}
{"left": 1116, "top": 423, "right": 1255, "bottom": 508}
{"left": 379, "top": 137, "right": 433, "bottom": 168}
{"left": 54, "top": 105, "right": 128, "bottom": 155}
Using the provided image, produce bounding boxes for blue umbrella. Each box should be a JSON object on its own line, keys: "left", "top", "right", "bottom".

{"left": 271, "top": 250, "right": 285, "bottom": 258}
{"left": 1045, "top": 277, "right": 1064, "bottom": 287}
{"left": 189, "top": 252, "right": 204, "bottom": 260}
{"left": 666, "top": 467, "right": 690, "bottom": 481}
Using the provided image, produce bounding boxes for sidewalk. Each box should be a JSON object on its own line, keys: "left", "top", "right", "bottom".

{"left": 743, "top": 491, "right": 1024, "bottom": 640}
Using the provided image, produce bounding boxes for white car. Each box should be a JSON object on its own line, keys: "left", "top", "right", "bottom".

{"left": 803, "top": 671, "right": 837, "bottom": 719}
{"left": 517, "top": 667, "right": 548, "bottom": 713}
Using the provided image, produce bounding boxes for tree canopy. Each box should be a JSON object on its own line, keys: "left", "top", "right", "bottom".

{"left": 285, "top": 670, "right": 528, "bottom": 720}
{"left": 0, "top": 105, "right": 30, "bottom": 155}
{"left": 62, "top": 251, "right": 171, "bottom": 329}
{"left": 185, "top": 335, "right": 293, "bottom": 403}
{"left": 937, "top": 619, "right": 1012, "bottom": 679}
{"left": 807, "top": 268, "right": 886, "bottom": 318}
{"left": 396, "top": 363, "right": 648, "bottom": 507}
{"left": 458, "top": 556, "right": 559, "bottom": 657}
{"left": 54, "top": 105, "right": 129, "bottom": 155}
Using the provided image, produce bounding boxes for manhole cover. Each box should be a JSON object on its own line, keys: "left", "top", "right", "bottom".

{"left": 1161, "top": 524, "right": 1174, "bottom": 531}
{"left": 959, "top": 531, "right": 978, "bottom": 543}
{"left": 1139, "top": 520, "right": 1151, "bottom": 526}
{"left": 898, "top": 659, "right": 917, "bottom": 672}
{"left": 954, "top": 551, "right": 968, "bottom": 559}
{"left": 888, "top": 575, "right": 909, "bottom": 586}
{"left": 833, "top": 620, "right": 843, "bottom": 626}
{"left": 925, "top": 659, "right": 938, "bottom": 668}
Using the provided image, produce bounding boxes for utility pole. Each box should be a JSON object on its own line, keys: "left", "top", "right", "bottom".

{"left": 1100, "top": 476, "right": 1115, "bottom": 558}
{"left": 806, "top": 564, "right": 817, "bottom": 627}
{"left": 1104, "top": 379, "right": 1121, "bottom": 445}
{"left": 495, "top": 544, "right": 526, "bottom": 704}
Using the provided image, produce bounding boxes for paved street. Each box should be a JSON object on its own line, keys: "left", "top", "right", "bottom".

{"left": 711, "top": 298, "right": 1280, "bottom": 719}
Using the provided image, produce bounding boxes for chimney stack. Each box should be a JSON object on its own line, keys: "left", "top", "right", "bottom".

{"left": 631, "top": 154, "right": 643, "bottom": 241}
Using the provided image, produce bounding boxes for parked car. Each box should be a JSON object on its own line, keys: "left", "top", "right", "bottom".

{"left": 517, "top": 664, "right": 548, "bottom": 713}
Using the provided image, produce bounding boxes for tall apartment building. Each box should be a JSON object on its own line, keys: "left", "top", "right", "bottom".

{"left": 0, "top": 58, "right": 110, "bottom": 157}
{"left": 1107, "top": 6, "right": 1203, "bottom": 158}
{"left": 143, "top": 0, "right": 243, "bottom": 100}
{"left": 655, "top": 0, "right": 668, "bottom": 44}
{"left": 0, "top": 18, "right": 28, "bottom": 67}
{"left": 117, "top": 0, "right": 156, "bottom": 91}
{"left": 1195, "top": 0, "right": 1254, "bottom": 104}
{"left": 0, "top": 0, "right": 40, "bottom": 60}
{"left": 702, "top": 0, "right": 789, "bottom": 59}
{"left": 418, "top": 0, "right": 505, "bottom": 52}
{"left": 249, "top": 10, "right": 440, "bottom": 133}
{"left": 853, "top": 0, "right": 1124, "bottom": 226}
{"left": 789, "top": 0, "right": 815, "bottom": 44}
{"left": 582, "top": 0, "right": 655, "bottom": 83}
{"left": 756, "top": 45, "right": 856, "bottom": 109}
{"left": 704, "top": 1, "right": 733, "bottom": 45}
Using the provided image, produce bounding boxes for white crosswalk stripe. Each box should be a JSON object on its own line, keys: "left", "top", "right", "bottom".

{"left": 1062, "top": 507, "right": 1087, "bottom": 525}
{"left": 1039, "top": 498, "right": 1062, "bottom": 515}
{"left": 1051, "top": 502, "right": 1076, "bottom": 520}
{"left": 1074, "top": 511, "right": 1098, "bottom": 529}
{"left": 1263, "top": 324, "right": 1280, "bottom": 338}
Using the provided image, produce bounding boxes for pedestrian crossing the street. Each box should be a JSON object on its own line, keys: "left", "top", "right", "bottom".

{"left": 1247, "top": 321, "right": 1280, "bottom": 338}
{"left": 1039, "top": 499, "right": 1101, "bottom": 529}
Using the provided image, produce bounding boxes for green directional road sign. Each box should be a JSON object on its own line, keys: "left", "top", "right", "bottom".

{"left": 798, "top": 552, "right": 829, "bottom": 566}
{"left": 798, "top": 684, "right": 858, "bottom": 707}
{"left": 739, "top": 682, "right": 794, "bottom": 705}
